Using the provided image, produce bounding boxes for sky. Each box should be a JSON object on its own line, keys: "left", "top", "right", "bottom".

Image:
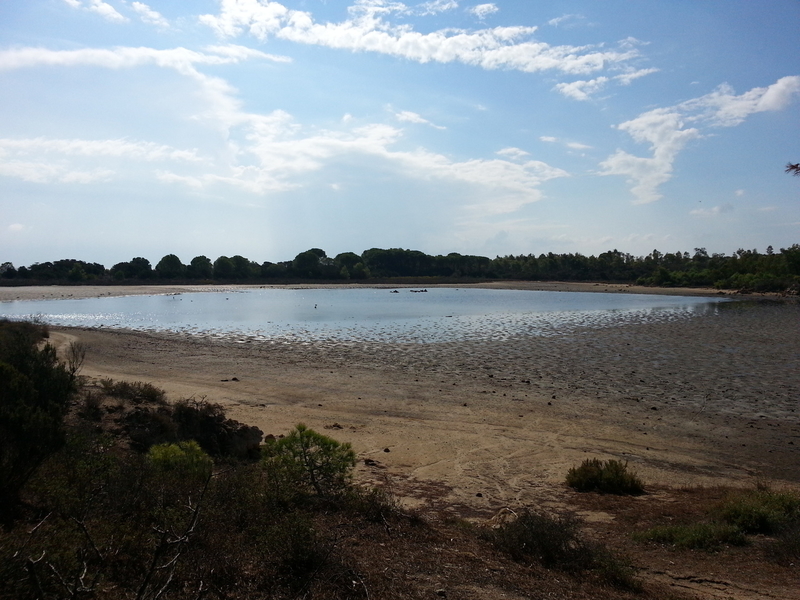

{"left": 1, "top": 0, "right": 799, "bottom": 268}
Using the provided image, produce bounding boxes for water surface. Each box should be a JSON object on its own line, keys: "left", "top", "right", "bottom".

{"left": 0, "top": 287, "right": 730, "bottom": 344}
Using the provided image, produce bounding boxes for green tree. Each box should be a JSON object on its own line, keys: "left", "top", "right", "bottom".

{"left": 187, "top": 255, "right": 213, "bottom": 279}
{"left": 155, "top": 254, "right": 186, "bottom": 279}
{"left": 213, "top": 256, "right": 235, "bottom": 279}
{"left": 0, "top": 321, "right": 76, "bottom": 524}
{"left": 263, "top": 424, "right": 355, "bottom": 497}
{"left": 292, "top": 250, "right": 323, "bottom": 278}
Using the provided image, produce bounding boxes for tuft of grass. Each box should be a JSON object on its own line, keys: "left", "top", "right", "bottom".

{"left": 632, "top": 522, "right": 747, "bottom": 551}
{"left": 566, "top": 458, "right": 645, "bottom": 495}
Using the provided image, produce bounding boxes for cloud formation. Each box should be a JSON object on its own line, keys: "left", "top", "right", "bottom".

{"left": 468, "top": 4, "right": 499, "bottom": 19}
{"left": 63, "top": 0, "right": 128, "bottom": 23}
{"left": 600, "top": 76, "right": 800, "bottom": 203}
{"left": 131, "top": 2, "right": 170, "bottom": 28}
{"left": 199, "top": 0, "right": 640, "bottom": 76}
{"left": 394, "top": 110, "right": 446, "bottom": 129}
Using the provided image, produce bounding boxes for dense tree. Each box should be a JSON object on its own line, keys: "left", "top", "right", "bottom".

{"left": 292, "top": 250, "right": 324, "bottom": 278}
{"left": 187, "top": 255, "right": 213, "bottom": 279}
{"left": 213, "top": 256, "right": 235, "bottom": 279}
{"left": 0, "top": 321, "right": 77, "bottom": 524}
{"left": 155, "top": 254, "right": 186, "bottom": 279}
{"left": 111, "top": 257, "right": 152, "bottom": 280}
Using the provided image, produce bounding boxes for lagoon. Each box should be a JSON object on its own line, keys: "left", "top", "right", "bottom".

{"left": 0, "top": 287, "right": 730, "bottom": 344}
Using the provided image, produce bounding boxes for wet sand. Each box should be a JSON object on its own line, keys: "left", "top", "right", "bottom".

{"left": 4, "top": 284, "right": 799, "bottom": 517}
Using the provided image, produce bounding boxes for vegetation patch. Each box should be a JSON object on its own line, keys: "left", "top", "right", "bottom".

{"left": 632, "top": 522, "right": 747, "bottom": 550}
{"left": 712, "top": 488, "right": 800, "bottom": 534}
{"left": 566, "top": 458, "right": 645, "bottom": 495}
{"left": 484, "top": 508, "right": 641, "bottom": 591}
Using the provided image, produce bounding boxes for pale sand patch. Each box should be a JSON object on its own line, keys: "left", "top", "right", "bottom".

{"left": 37, "top": 291, "right": 799, "bottom": 520}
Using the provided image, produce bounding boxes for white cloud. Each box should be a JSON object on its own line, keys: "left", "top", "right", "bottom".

{"left": 690, "top": 204, "right": 733, "bottom": 217}
{"left": 554, "top": 68, "right": 658, "bottom": 101}
{"left": 8, "top": 224, "right": 25, "bottom": 232}
{"left": 614, "top": 67, "right": 658, "bottom": 86}
{"left": 554, "top": 77, "right": 608, "bottom": 101}
{"left": 538, "top": 136, "right": 590, "bottom": 150}
{"left": 0, "top": 159, "right": 114, "bottom": 184}
{"left": 63, "top": 0, "right": 128, "bottom": 22}
{"left": 0, "top": 137, "right": 202, "bottom": 162}
{"left": 131, "top": 2, "right": 170, "bottom": 28}
{"left": 418, "top": 0, "right": 459, "bottom": 15}
{"left": 600, "top": 77, "right": 800, "bottom": 204}
{"left": 735, "top": 189, "right": 745, "bottom": 197}
{"left": 496, "top": 147, "right": 530, "bottom": 160}
{"left": 394, "top": 110, "right": 446, "bottom": 129}
{"left": 468, "top": 4, "right": 498, "bottom": 19}
{"left": 548, "top": 14, "right": 582, "bottom": 28}
{"left": 681, "top": 76, "right": 800, "bottom": 127}
{"left": 199, "top": 1, "right": 640, "bottom": 75}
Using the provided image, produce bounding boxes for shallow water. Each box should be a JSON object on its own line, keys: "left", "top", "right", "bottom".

{"left": 0, "top": 287, "right": 730, "bottom": 344}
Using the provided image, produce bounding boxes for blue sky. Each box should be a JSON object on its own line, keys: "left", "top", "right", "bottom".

{"left": 1, "top": 0, "right": 799, "bottom": 267}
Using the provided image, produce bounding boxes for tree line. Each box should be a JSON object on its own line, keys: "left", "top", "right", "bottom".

{"left": 2, "top": 244, "right": 799, "bottom": 292}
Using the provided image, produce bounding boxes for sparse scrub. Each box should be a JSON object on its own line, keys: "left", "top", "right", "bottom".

{"left": 632, "top": 522, "right": 747, "bottom": 550}
{"left": 712, "top": 488, "right": 800, "bottom": 534}
{"left": 99, "top": 377, "right": 166, "bottom": 404}
{"left": 566, "top": 458, "right": 645, "bottom": 495}
{"left": 484, "top": 508, "right": 641, "bottom": 590}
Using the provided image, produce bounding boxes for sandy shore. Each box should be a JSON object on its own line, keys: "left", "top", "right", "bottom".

{"left": 5, "top": 283, "right": 798, "bottom": 518}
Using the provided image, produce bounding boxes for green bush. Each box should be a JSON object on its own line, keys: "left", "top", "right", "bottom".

{"left": 566, "top": 458, "right": 645, "bottom": 495}
{"left": 712, "top": 488, "right": 800, "bottom": 534}
{"left": 632, "top": 522, "right": 747, "bottom": 550}
{"left": 148, "top": 440, "right": 213, "bottom": 481}
{"left": 263, "top": 424, "right": 356, "bottom": 498}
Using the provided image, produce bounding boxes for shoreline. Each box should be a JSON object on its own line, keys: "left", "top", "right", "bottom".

{"left": 0, "top": 280, "right": 765, "bottom": 303}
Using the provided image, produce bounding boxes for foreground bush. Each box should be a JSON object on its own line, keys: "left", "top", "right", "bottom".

{"left": 485, "top": 508, "right": 640, "bottom": 590}
{"left": 0, "top": 320, "right": 76, "bottom": 525}
{"left": 566, "top": 458, "right": 645, "bottom": 495}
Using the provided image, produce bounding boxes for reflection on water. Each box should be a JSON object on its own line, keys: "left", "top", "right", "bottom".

{"left": 0, "top": 288, "right": 729, "bottom": 344}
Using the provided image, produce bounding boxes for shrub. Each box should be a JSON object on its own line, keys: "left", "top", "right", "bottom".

{"left": 0, "top": 320, "right": 76, "bottom": 524}
{"left": 172, "top": 399, "right": 263, "bottom": 459}
{"left": 712, "top": 488, "right": 800, "bottom": 534}
{"left": 99, "top": 378, "right": 166, "bottom": 404}
{"left": 566, "top": 458, "right": 645, "bottom": 495}
{"left": 148, "top": 440, "right": 213, "bottom": 481}
{"left": 632, "top": 522, "right": 747, "bottom": 550}
{"left": 263, "top": 424, "right": 356, "bottom": 498}
{"left": 486, "top": 508, "right": 640, "bottom": 590}
{"left": 765, "top": 523, "right": 800, "bottom": 566}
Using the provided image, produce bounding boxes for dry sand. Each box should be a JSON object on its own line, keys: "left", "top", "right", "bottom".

{"left": 3, "top": 283, "right": 798, "bottom": 518}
